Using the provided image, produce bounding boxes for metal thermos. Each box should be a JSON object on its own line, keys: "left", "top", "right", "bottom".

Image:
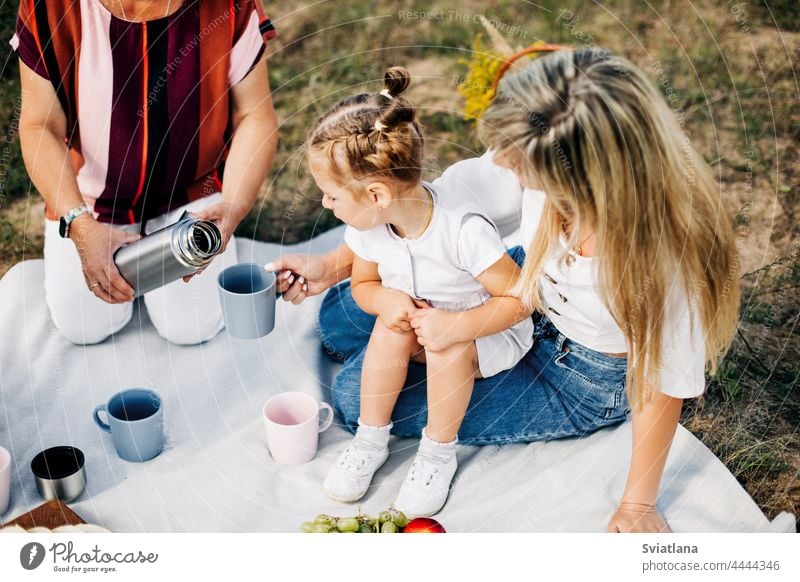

{"left": 114, "top": 211, "right": 222, "bottom": 297}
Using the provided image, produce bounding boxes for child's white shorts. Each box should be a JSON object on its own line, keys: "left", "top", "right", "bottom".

{"left": 475, "top": 317, "right": 534, "bottom": 378}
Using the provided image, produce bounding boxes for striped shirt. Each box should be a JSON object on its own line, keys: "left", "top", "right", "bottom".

{"left": 11, "top": 0, "right": 277, "bottom": 225}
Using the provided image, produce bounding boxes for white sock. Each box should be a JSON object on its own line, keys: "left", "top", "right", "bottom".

{"left": 419, "top": 427, "right": 457, "bottom": 461}
{"left": 355, "top": 417, "right": 392, "bottom": 448}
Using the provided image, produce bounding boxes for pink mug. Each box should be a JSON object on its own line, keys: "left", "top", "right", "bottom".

{"left": 0, "top": 446, "right": 10, "bottom": 514}
{"left": 263, "top": 392, "right": 334, "bottom": 465}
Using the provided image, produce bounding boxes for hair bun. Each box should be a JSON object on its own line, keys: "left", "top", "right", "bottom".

{"left": 383, "top": 66, "right": 411, "bottom": 97}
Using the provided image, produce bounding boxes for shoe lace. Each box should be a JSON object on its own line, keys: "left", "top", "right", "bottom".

{"left": 408, "top": 454, "right": 443, "bottom": 487}
{"left": 339, "top": 439, "right": 382, "bottom": 477}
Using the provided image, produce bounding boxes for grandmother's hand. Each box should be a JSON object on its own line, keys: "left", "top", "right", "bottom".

{"left": 193, "top": 201, "right": 243, "bottom": 253}
{"left": 71, "top": 216, "right": 140, "bottom": 304}
{"left": 607, "top": 502, "right": 672, "bottom": 533}
{"left": 183, "top": 201, "right": 246, "bottom": 282}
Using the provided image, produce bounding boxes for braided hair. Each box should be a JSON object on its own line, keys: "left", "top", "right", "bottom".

{"left": 307, "top": 67, "right": 424, "bottom": 189}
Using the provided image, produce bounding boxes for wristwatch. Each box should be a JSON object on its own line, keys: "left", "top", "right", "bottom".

{"left": 58, "top": 204, "right": 91, "bottom": 239}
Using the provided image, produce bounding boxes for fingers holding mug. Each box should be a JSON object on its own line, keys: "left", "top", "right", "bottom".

{"left": 283, "top": 276, "right": 309, "bottom": 305}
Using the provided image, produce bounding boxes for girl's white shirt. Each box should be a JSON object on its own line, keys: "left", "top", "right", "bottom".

{"left": 344, "top": 181, "right": 534, "bottom": 379}
{"left": 345, "top": 183, "right": 514, "bottom": 312}
{"left": 430, "top": 151, "right": 706, "bottom": 398}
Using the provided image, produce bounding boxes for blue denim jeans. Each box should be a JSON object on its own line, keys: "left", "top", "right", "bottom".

{"left": 317, "top": 246, "right": 631, "bottom": 445}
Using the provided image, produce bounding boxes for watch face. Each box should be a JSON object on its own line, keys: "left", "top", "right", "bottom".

{"left": 59, "top": 217, "right": 68, "bottom": 238}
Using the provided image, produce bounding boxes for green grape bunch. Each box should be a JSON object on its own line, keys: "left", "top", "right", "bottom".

{"left": 301, "top": 508, "right": 409, "bottom": 534}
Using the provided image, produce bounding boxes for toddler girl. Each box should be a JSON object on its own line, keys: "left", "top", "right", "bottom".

{"left": 307, "top": 67, "right": 533, "bottom": 517}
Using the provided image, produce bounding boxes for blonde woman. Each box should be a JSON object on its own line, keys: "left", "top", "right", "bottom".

{"left": 270, "top": 48, "right": 739, "bottom": 532}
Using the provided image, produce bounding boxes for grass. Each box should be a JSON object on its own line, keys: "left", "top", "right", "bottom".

{"left": 0, "top": 0, "right": 798, "bottom": 529}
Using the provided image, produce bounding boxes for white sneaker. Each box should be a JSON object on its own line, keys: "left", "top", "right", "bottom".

{"left": 394, "top": 432, "right": 458, "bottom": 517}
{"left": 323, "top": 422, "right": 390, "bottom": 503}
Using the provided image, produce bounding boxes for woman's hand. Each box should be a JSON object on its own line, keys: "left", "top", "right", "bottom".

{"left": 409, "top": 306, "right": 462, "bottom": 352}
{"left": 182, "top": 201, "right": 246, "bottom": 283}
{"left": 606, "top": 502, "right": 672, "bottom": 533}
{"left": 266, "top": 253, "right": 336, "bottom": 305}
{"left": 193, "top": 201, "right": 243, "bottom": 253}
{"left": 375, "top": 290, "right": 427, "bottom": 333}
{"left": 70, "top": 216, "right": 141, "bottom": 304}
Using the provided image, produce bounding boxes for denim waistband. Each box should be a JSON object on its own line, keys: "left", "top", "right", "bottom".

{"left": 532, "top": 311, "right": 560, "bottom": 340}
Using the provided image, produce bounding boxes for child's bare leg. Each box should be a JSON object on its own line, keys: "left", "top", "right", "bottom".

{"left": 324, "top": 319, "right": 422, "bottom": 503}
{"left": 360, "top": 317, "right": 423, "bottom": 426}
{"left": 393, "top": 340, "right": 480, "bottom": 517}
{"left": 423, "top": 340, "right": 480, "bottom": 443}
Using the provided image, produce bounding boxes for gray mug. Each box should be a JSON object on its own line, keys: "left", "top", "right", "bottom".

{"left": 93, "top": 388, "right": 164, "bottom": 463}
{"left": 218, "top": 263, "right": 279, "bottom": 339}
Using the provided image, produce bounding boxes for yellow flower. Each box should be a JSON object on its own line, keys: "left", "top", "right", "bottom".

{"left": 457, "top": 35, "right": 503, "bottom": 122}
{"left": 457, "top": 37, "right": 552, "bottom": 122}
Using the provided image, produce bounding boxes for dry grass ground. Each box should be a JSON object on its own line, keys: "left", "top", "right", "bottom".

{"left": 0, "top": 0, "right": 797, "bottom": 527}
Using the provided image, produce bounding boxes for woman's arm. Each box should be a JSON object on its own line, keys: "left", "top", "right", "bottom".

{"left": 18, "top": 62, "right": 83, "bottom": 218}
{"left": 454, "top": 253, "right": 533, "bottom": 340}
{"left": 268, "top": 150, "right": 526, "bottom": 305}
{"left": 607, "top": 389, "right": 683, "bottom": 533}
{"left": 409, "top": 253, "right": 532, "bottom": 352}
{"left": 18, "top": 61, "right": 139, "bottom": 303}
{"left": 266, "top": 243, "right": 355, "bottom": 304}
{"left": 350, "top": 255, "right": 423, "bottom": 333}
{"left": 194, "top": 55, "right": 278, "bottom": 250}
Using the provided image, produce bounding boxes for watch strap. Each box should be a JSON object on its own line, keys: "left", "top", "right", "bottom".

{"left": 59, "top": 204, "right": 91, "bottom": 238}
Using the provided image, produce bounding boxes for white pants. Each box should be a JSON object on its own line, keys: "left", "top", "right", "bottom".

{"left": 44, "top": 193, "right": 238, "bottom": 345}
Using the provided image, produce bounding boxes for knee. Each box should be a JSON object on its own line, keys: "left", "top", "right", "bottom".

{"left": 53, "top": 318, "right": 114, "bottom": 345}
{"left": 425, "top": 341, "right": 478, "bottom": 371}
{"left": 374, "top": 325, "right": 419, "bottom": 352}
{"left": 155, "top": 319, "right": 223, "bottom": 346}
{"left": 47, "top": 298, "right": 131, "bottom": 345}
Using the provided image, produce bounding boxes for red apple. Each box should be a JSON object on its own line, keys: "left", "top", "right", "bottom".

{"left": 401, "top": 517, "right": 446, "bottom": 533}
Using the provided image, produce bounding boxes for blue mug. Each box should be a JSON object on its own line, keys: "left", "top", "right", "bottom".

{"left": 218, "top": 263, "right": 278, "bottom": 339}
{"left": 93, "top": 388, "right": 164, "bottom": 462}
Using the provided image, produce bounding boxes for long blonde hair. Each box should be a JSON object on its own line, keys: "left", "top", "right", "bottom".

{"left": 479, "top": 49, "right": 740, "bottom": 409}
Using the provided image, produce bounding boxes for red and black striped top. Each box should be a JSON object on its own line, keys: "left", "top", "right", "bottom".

{"left": 11, "top": 0, "right": 277, "bottom": 225}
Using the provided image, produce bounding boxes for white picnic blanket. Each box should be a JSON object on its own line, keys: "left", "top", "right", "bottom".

{"left": 0, "top": 226, "right": 794, "bottom": 532}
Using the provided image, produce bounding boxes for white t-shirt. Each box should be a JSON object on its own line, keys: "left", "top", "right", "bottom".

{"left": 432, "top": 151, "right": 707, "bottom": 399}
{"left": 344, "top": 183, "right": 508, "bottom": 311}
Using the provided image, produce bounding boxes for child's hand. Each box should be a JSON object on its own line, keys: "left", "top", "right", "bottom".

{"left": 409, "top": 308, "right": 464, "bottom": 352}
{"left": 376, "top": 290, "right": 426, "bottom": 333}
